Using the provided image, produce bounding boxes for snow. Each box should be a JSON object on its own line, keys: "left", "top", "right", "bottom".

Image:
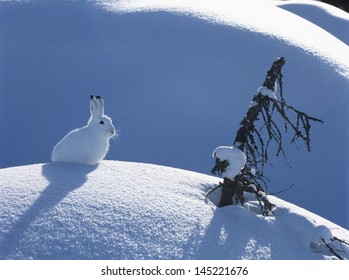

{"left": 98, "top": 0, "right": 349, "bottom": 78}
{"left": 310, "top": 225, "right": 333, "bottom": 248}
{"left": 212, "top": 146, "right": 246, "bottom": 179}
{"left": 257, "top": 85, "right": 277, "bottom": 99}
{"left": 274, "top": 0, "right": 349, "bottom": 45}
{"left": 0, "top": 0, "right": 349, "bottom": 259}
{"left": 0, "top": 160, "right": 348, "bottom": 260}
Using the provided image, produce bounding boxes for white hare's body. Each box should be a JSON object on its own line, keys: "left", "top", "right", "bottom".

{"left": 52, "top": 126, "right": 111, "bottom": 164}
{"left": 52, "top": 95, "right": 116, "bottom": 165}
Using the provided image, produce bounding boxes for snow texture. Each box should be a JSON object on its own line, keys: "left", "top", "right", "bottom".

{"left": 0, "top": 0, "right": 348, "bottom": 258}
{"left": 1, "top": 0, "right": 348, "bottom": 229}
{"left": 274, "top": 0, "right": 349, "bottom": 45}
{"left": 0, "top": 161, "right": 348, "bottom": 260}
{"left": 212, "top": 146, "right": 246, "bottom": 179}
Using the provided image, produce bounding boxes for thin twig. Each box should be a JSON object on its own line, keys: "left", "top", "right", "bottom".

{"left": 322, "top": 238, "right": 344, "bottom": 260}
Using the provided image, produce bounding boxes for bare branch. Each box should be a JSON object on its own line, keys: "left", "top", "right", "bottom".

{"left": 210, "top": 57, "right": 323, "bottom": 216}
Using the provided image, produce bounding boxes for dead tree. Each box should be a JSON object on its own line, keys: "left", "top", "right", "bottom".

{"left": 211, "top": 57, "right": 323, "bottom": 215}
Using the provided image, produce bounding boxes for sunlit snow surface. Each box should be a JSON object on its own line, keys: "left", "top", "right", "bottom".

{"left": 0, "top": 0, "right": 349, "bottom": 258}
{"left": 97, "top": 0, "right": 349, "bottom": 77}
{"left": 273, "top": 0, "right": 349, "bottom": 45}
{"left": 0, "top": 161, "right": 348, "bottom": 259}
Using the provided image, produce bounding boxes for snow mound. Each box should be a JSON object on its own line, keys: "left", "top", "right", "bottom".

{"left": 0, "top": 161, "right": 348, "bottom": 260}
{"left": 274, "top": 0, "right": 349, "bottom": 45}
{"left": 98, "top": 0, "right": 349, "bottom": 78}
{"left": 1, "top": 0, "right": 348, "bottom": 232}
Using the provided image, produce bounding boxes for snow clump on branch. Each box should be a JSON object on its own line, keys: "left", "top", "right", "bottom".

{"left": 257, "top": 85, "right": 277, "bottom": 100}
{"left": 212, "top": 146, "right": 246, "bottom": 179}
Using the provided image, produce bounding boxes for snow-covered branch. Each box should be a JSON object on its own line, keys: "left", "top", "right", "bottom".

{"left": 210, "top": 57, "right": 323, "bottom": 216}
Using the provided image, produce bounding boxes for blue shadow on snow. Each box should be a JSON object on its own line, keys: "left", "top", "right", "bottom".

{"left": 0, "top": 162, "right": 97, "bottom": 259}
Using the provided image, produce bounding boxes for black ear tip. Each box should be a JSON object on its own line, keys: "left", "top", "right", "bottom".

{"left": 90, "top": 95, "right": 94, "bottom": 99}
{"left": 96, "top": 96, "right": 102, "bottom": 99}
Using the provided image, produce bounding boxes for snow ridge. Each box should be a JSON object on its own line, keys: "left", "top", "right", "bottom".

{"left": 97, "top": 0, "right": 349, "bottom": 78}
{"left": 0, "top": 161, "right": 348, "bottom": 259}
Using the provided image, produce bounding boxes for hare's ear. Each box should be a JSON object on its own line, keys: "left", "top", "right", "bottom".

{"left": 95, "top": 96, "right": 105, "bottom": 116}
{"left": 90, "top": 95, "right": 99, "bottom": 118}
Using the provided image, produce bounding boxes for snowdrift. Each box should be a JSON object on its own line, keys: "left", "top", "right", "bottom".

{"left": 0, "top": 161, "right": 348, "bottom": 260}
{"left": 274, "top": 0, "right": 349, "bottom": 45}
{"left": 0, "top": 0, "right": 348, "bottom": 234}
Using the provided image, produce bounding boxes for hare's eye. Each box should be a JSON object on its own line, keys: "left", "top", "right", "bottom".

{"left": 100, "top": 121, "right": 104, "bottom": 125}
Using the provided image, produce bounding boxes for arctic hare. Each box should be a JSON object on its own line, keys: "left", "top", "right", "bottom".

{"left": 52, "top": 95, "right": 116, "bottom": 164}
